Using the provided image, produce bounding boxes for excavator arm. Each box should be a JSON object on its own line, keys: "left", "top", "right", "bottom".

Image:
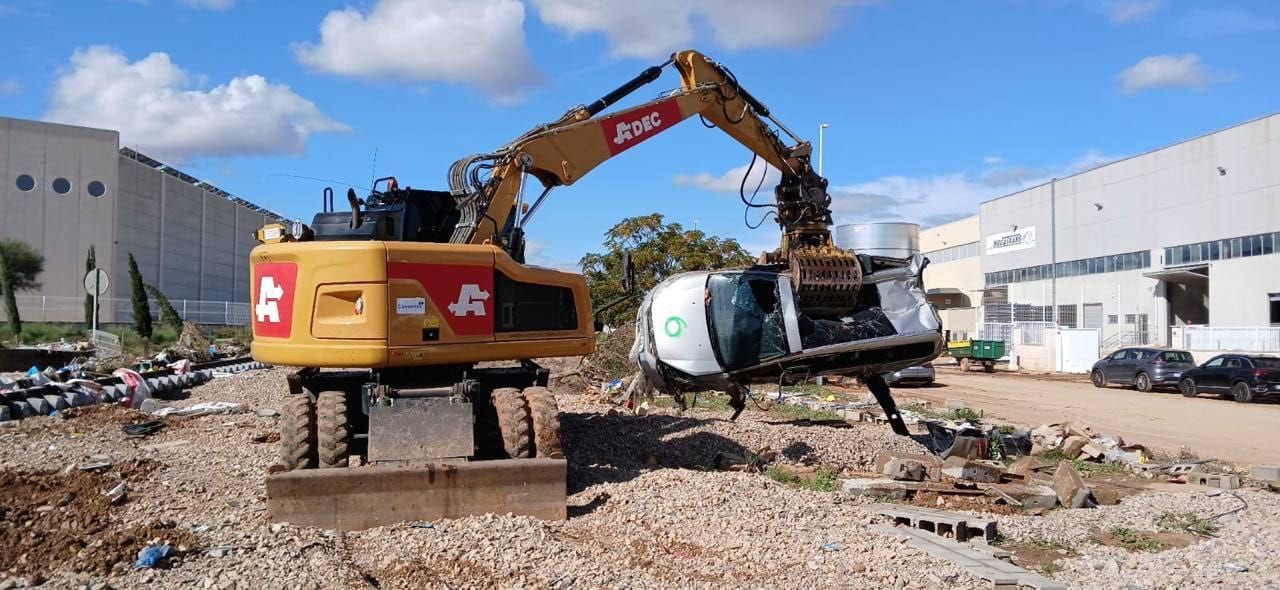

{"left": 447, "top": 50, "right": 860, "bottom": 313}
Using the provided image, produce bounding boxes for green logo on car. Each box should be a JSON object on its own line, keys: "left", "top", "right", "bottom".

{"left": 664, "top": 316, "right": 687, "bottom": 337}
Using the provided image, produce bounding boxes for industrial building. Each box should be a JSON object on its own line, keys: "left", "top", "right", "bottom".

{"left": 903, "top": 111, "right": 1280, "bottom": 366}
{"left": 0, "top": 116, "right": 282, "bottom": 324}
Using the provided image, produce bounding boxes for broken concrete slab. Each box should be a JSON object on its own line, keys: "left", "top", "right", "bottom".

{"left": 1079, "top": 442, "right": 1105, "bottom": 461}
{"left": 941, "top": 457, "right": 1006, "bottom": 483}
{"left": 1052, "top": 460, "right": 1090, "bottom": 508}
{"left": 986, "top": 483, "right": 1058, "bottom": 512}
{"left": 1092, "top": 487, "right": 1121, "bottom": 506}
{"left": 870, "top": 524, "right": 1066, "bottom": 590}
{"left": 1008, "top": 456, "right": 1054, "bottom": 477}
{"left": 875, "top": 450, "right": 943, "bottom": 482}
{"left": 841, "top": 478, "right": 910, "bottom": 500}
{"left": 1060, "top": 435, "right": 1089, "bottom": 459}
{"left": 883, "top": 458, "right": 927, "bottom": 481}
{"left": 1187, "top": 471, "right": 1240, "bottom": 490}
{"left": 872, "top": 503, "right": 997, "bottom": 543}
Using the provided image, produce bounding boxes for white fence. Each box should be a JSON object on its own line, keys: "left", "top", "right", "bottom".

{"left": 1182, "top": 326, "right": 1280, "bottom": 353}
{"left": 14, "top": 295, "right": 251, "bottom": 326}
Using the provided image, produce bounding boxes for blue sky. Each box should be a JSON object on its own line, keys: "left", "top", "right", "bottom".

{"left": 2, "top": 0, "right": 1277, "bottom": 269}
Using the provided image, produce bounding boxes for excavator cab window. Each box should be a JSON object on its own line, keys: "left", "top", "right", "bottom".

{"left": 706, "top": 273, "right": 790, "bottom": 370}
{"left": 310, "top": 188, "right": 461, "bottom": 243}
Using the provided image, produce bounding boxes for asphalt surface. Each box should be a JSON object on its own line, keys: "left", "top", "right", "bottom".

{"left": 904, "top": 367, "right": 1280, "bottom": 466}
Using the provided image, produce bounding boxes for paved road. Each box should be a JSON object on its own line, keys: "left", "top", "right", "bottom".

{"left": 905, "top": 368, "right": 1280, "bottom": 466}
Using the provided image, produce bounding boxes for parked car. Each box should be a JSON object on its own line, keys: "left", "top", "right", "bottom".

{"left": 884, "top": 363, "right": 935, "bottom": 386}
{"left": 1090, "top": 348, "right": 1196, "bottom": 392}
{"left": 1178, "top": 354, "right": 1280, "bottom": 403}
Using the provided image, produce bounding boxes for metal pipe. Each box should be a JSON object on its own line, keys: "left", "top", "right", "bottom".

{"left": 1050, "top": 178, "right": 1057, "bottom": 325}
{"left": 520, "top": 186, "right": 555, "bottom": 228}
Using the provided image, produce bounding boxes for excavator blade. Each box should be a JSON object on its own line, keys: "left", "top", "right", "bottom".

{"left": 265, "top": 459, "right": 566, "bottom": 531}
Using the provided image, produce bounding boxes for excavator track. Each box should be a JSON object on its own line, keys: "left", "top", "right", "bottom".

{"left": 789, "top": 247, "right": 863, "bottom": 314}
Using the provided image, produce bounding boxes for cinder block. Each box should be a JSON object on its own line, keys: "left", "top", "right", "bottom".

{"left": 1251, "top": 465, "right": 1280, "bottom": 482}
{"left": 25, "top": 397, "right": 52, "bottom": 415}
{"left": 1187, "top": 471, "right": 1240, "bottom": 490}
{"left": 43, "top": 394, "right": 70, "bottom": 411}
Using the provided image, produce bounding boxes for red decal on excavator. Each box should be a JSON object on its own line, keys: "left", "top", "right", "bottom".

{"left": 252, "top": 262, "right": 297, "bottom": 339}
{"left": 388, "top": 262, "right": 494, "bottom": 336}
{"left": 600, "top": 98, "right": 684, "bottom": 155}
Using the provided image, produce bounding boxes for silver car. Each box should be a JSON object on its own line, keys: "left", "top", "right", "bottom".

{"left": 885, "top": 363, "right": 935, "bottom": 386}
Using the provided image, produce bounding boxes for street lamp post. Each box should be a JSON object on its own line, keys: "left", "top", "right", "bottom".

{"left": 818, "top": 123, "right": 830, "bottom": 175}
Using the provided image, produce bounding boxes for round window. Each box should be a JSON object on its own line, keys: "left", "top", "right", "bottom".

{"left": 87, "top": 180, "right": 106, "bottom": 198}
{"left": 15, "top": 174, "right": 35, "bottom": 192}
{"left": 52, "top": 178, "right": 72, "bottom": 195}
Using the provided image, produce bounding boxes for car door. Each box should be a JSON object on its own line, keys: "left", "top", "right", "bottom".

{"left": 1106, "top": 349, "right": 1136, "bottom": 382}
{"left": 1225, "top": 356, "right": 1250, "bottom": 387}
{"left": 1197, "top": 356, "right": 1228, "bottom": 390}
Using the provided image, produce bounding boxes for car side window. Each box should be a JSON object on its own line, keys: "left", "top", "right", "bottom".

{"left": 1205, "top": 357, "right": 1225, "bottom": 367}
{"left": 1224, "top": 358, "right": 1242, "bottom": 368}
{"left": 1137, "top": 350, "right": 1155, "bottom": 360}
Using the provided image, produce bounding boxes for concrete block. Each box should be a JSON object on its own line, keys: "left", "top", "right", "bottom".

{"left": 146, "top": 378, "right": 164, "bottom": 393}
{"left": 941, "top": 457, "right": 1005, "bottom": 483}
{"left": 1079, "top": 442, "right": 1105, "bottom": 460}
{"left": 1052, "top": 461, "right": 1090, "bottom": 508}
{"left": 1092, "top": 487, "right": 1121, "bottom": 506}
{"left": 1251, "top": 465, "right": 1280, "bottom": 482}
{"left": 841, "top": 478, "right": 909, "bottom": 500}
{"left": 25, "top": 397, "right": 52, "bottom": 415}
{"left": 0, "top": 404, "right": 10, "bottom": 421}
{"left": 875, "top": 450, "right": 943, "bottom": 481}
{"left": 1187, "top": 471, "right": 1240, "bottom": 490}
{"left": 871, "top": 503, "right": 998, "bottom": 543}
{"left": 63, "top": 391, "right": 85, "bottom": 408}
{"left": 987, "top": 483, "right": 1058, "bottom": 511}
{"left": 883, "top": 458, "right": 927, "bottom": 481}
{"left": 1060, "top": 435, "right": 1089, "bottom": 459}
{"left": 43, "top": 394, "right": 70, "bottom": 412}
{"left": 10, "top": 400, "right": 34, "bottom": 418}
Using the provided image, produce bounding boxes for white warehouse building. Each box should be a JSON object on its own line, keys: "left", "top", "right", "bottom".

{"left": 973, "top": 112, "right": 1280, "bottom": 353}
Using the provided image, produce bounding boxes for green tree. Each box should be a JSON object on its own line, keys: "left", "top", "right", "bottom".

{"left": 83, "top": 245, "right": 97, "bottom": 327}
{"left": 579, "top": 213, "right": 756, "bottom": 327}
{"left": 127, "top": 253, "right": 153, "bottom": 339}
{"left": 0, "top": 239, "right": 44, "bottom": 292}
{"left": 0, "top": 249, "right": 20, "bottom": 338}
{"left": 145, "top": 283, "right": 183, "bottom": 332}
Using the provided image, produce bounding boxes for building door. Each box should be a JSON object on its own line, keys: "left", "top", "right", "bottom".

{"left": 1270, "top": 293, "right": 1280, "bottom": 326}
{"left": 1083, "top": 303, "right": 1104, "bottom": 330}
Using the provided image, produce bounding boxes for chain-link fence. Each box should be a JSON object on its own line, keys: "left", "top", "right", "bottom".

{"left": 14, "top": 295, "right": 251, "bottom": 326}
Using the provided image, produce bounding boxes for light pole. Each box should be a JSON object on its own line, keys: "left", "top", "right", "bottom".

{"left": 818, "top": 123, "right": 830, "bottom": 175}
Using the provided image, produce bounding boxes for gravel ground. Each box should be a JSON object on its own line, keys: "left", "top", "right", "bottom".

{"left": 1, "top": 365, "right": 1276, "bottom": 589}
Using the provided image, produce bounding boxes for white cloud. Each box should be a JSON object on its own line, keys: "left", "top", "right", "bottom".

{"left": 531, "top": 0, "right": 868, "bottom": 59}
{"left": 676, "top": 149, "right": 1122, "bottom": 228}
{"left": 673, "top": 161, "right": 780, "bottom": 193}
{"left": 295, "top": 0, "right": 540, "bottom": 101}
{"left": 983, "top": 156, "right": 1005, "bottom": 165}
{"left": 181, "top": 0, "right": 235, "bottom": 10}
{"left": 1116, "top": 53, "right": 1231, "bottom": 94}
{"left": 1101, "top": 0, "right": 1161, "bottom": 24}
{"left": 0, "top": 77, "right": 20, "bottom": 96}
{"left": 44, "top": 46, "right": 347, "bottom": 162}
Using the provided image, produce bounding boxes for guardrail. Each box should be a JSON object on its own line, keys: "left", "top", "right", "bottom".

{"left": 14, "top": 295, "right": 251, "bottom": 326}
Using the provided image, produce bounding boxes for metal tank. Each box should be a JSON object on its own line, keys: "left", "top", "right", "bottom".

{"left": 833, "top": 222, "right": 920, "bottom": 258}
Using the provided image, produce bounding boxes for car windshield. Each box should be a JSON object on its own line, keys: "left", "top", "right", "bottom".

{"left": 1160, "top": 351, "right": 1193, "bottom": 363}
{"left": 706, "top": 273, "right": 789, "bottom": 370}
{"left": 1253, "top": 358, "right": 1280, "bottom": 369}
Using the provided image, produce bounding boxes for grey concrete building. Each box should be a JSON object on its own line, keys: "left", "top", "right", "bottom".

{"left": 1, "top": 116, "right": 282, "bottom": 324}
{"left": 976, "top": 112, "right": 1280, "bottom": 351}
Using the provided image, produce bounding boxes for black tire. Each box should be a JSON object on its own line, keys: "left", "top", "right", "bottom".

{"left": 279, "top": 393, "right": 317, "bottom": 471}
{"left": 492, "top": 387, "right": 532, "bottom": 459}
{"left": 316, "top": 391, "right": 350, "bottom": 468}
{"left": 983, "top": 362, "right": 995, "bottom": 373}
{"left": 1091, "top": 370, "right": 1108, "bottom": 388}
{"left": 1179, "top": 378, "right": 1198, "bottom": 398}
{"left": 1231, "top": 381, "right": 1254, "bottom": 404}
{"left": 524, "top": 387, "right": 563, "bottom": 459}
{"left": 1135, "top": 372, "right": 1152, "bottom": 393}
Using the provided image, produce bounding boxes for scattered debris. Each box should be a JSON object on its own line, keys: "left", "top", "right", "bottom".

{"left": 1051, "top": 461, "right": 1091, "bottom": 509}
{"left": 871, "top": 524, "right": 1065, "bottom": 590}
{"left": 122, "top": 420, "right": 165, "bottom": 438}
{"left": 941, "top": 457, "right": 1006, "bottom": 483}
{"left": 1187, "top": 471, "right": 1240, "bottom": 490}
{"left": 149, "top": 401, "right": 243, "bottom": 417}
{"left": 873, "top": 503, "right": 997, "bottom": 543}
{"left": 132, "top": 544, "right": 172, "bottom": 569}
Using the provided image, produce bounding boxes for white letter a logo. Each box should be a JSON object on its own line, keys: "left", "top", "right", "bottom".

{"left": 448, "top": 284, "right": 490, "bottom": 317}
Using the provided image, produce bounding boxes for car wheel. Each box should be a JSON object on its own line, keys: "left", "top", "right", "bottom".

{"left": 1179, "top": 378, "right": 1198, "bottom": 398}
{"left": 1231, "top": 381, "right": 1254, "bottom": 403}
{"left": 1135, "top": 372, "right": 1152, "bottom": 393}
{"left": 1091, "top": 370, "right": 1107, "bottom": 388}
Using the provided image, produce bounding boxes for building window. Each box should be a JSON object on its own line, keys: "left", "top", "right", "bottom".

{"left": 51, "top": 177, "right": 72, "bottom": 195}
{"left": 983, "top": 249, "right": 1151, "bottom": 286}
{"left": 87, "top": 180, "right": 106, "bottom": 198}
{"left": 15, "top": 174, "right": 35, "bottom": 192}
{"left": 1107, "top": 314, "right": 1118, "bottom": 325}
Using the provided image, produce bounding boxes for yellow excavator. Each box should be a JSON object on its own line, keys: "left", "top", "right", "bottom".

{"left": 251, "top": 50, "right": 867, "bottom": 530}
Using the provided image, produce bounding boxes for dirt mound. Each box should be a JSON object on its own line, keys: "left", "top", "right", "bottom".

{"left": 0, "top": 467, "right": 196, "bottom": 577}
{"left": 58, "top": 404, "right": 155, "bottom": 429}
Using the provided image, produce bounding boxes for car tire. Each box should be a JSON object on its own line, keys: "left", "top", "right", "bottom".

{"left": 1091, "top": 370, "right": 1107, "bottom": 388}
{"left": 1231, "top": 381, "right": 1254, "bottom": 404}
{"left": 1179, "top": 378, "right": 1198, "bottom": 398}
{"left": 1135, "top": 372, "right": 1152, "bottom": 393}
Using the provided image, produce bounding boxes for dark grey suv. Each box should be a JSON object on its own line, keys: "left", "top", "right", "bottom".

{"left": 1090, "top": 348, "right": 1196, "bottom": 392}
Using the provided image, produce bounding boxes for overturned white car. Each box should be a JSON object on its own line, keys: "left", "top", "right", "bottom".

{"left": 631, "top": 255, "right": 943, "bottom": 434}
